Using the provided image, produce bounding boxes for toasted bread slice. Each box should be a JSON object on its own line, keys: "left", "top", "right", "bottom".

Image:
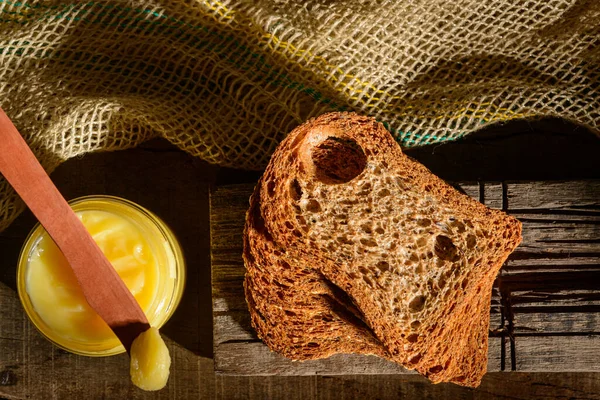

{"left": 244, "top": 183, "right": 390, "bottom": 360}
{"left": 257, "top": 112, "right": 522, "bottom": 386}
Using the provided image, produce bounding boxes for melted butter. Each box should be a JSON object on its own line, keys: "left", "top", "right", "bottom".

{"left": 26, "top": 210, "right": 160, "bottom": 349}
{"left": 130, "top": 327, "right": 171, "bottom": 391}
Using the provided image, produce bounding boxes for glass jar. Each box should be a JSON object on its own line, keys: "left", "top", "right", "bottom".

{"left": 17, "top": 195, "right": 185, "bottom": 356}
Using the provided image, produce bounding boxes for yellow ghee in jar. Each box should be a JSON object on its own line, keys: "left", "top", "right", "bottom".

{"left": 26, "top": 210, "right": 157, "bottom": 346}
{"left": 17, "top": 196, "right": 185, "bottom": 357}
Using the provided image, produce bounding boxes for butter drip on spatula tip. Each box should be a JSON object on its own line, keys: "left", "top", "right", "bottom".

{"left": 130, "top": 327, "right": 171, "bottom": 391}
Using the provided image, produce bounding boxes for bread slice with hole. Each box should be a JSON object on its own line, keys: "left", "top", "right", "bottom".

{"left": 256, "top": 112, "right": 522, "bottom": 386}
{"left": 244, "top": 182, "right": 391, "bottom": 360}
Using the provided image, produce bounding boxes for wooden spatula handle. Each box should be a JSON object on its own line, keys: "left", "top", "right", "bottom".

{"left": 0, "top": 108, "right": 148, "bottom": 351}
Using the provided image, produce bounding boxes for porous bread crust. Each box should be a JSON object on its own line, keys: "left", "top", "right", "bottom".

{"left": 257, "top": 112, "right": 522, "bottom": 387}
{"left": 243, "top": 183, "right": 390, "bottom": 360}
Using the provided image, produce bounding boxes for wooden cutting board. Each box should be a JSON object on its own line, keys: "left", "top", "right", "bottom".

{"left": 211, "top": 181, "right": 600, "bottom": 375}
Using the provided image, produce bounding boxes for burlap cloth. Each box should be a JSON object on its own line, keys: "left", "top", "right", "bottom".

{"left": 0, "top": 0, "right": 598, "bottom": 231}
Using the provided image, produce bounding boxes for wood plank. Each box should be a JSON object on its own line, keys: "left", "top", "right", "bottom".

{"left": 489, "top": 283, "right": 503, "bottom": 331}
{"left": 211, "top": 180, "right": 600, "bottom": 375}
{"left": 514, "top": 336, "right": 600, "bottom": 371}
{"left": 213, "top": 312, "right": 507, "bottom": 372}
{"left": 454, "top": 183, "right": 479, "bottom": 201}
{"left": 506, "top": 181, "right": 600, "bottom": 211}
{"left": 214, "top": 312, "right": 256, "bottom": 343}
{"left": 213, "top": 296, "right": 247, "bottom": 314}
{"left": 514, "top": 312, "right": 600, "bottom": 335}
{"left": 502, "top": 267, "right": 600, "bottom": 337}
{"left": 483, "top": 182, "right": 503, "bottom": 210}
{"left": 498, "top": 181, "right": 600, "bottom": 349}
{"left": 506, "top": 182, "right": 600, "bottom": 255}
{"left": 215, "top": 343, "right": 409, "bottom": 376}
{"left": 516, "top": 220, "right": 600, "bottom": 254}
{"left": 505, "top": 256, "right": 600, "bottom": 275}
{"left": 315, "top": 371, "right": 600, "bottom": 400}
{"left": 215, "top": 375, "right": 317, "bottom": 400}
{"left": 215, "top": 339, "right": 503, "bottom": 376}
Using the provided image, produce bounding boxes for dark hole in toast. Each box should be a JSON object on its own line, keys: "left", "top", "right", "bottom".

{"left": 311, "top": 136, "right": 367, "bottom": 184}
{"left": 434, "top": 234, "right": 460, "bottom": 262}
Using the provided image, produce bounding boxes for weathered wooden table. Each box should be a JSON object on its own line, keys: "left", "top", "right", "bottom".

{"left": 1, "top": 119, "right": 600, "bottom": 399}
{"left": 212, "top": 181, "right": 600, "bottom": 375}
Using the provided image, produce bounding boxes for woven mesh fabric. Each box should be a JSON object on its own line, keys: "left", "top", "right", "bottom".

{"left": 0, "top": 0, "right": 598, "bottom": 231}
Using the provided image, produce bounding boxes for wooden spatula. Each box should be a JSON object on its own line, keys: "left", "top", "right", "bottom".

{"left": 0, "top": 107, "right": 149, "bottom": 352}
